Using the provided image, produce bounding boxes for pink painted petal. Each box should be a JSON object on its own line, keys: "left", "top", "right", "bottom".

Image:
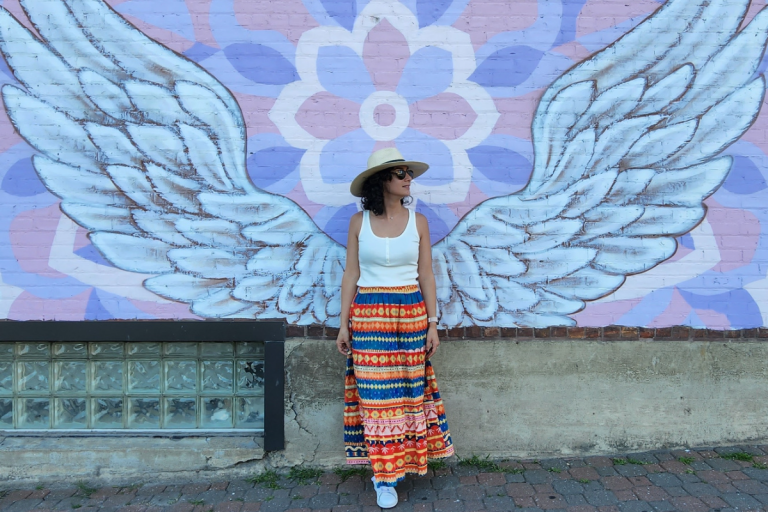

{"left": 453, "top": 0, "right": 538, "bottom": 50}
{"left": 577, "top": 0, "right": 659, "bottom": 39}
{"left": 285, "top": 180, "right": 326, "bottom": 219}
{"left": 295, "top": 92, "right": 360, "bottom": 140}
{"left": 10, "top": 203, "right": 68, "bottom": 278}
{"left": 410, "top": 93, "right": 477, "bottom": 140}
{"left": 492, "top": 90, "right": 543, "bottom": 141}
{"left": 706, "top": 201, "right": 760, "bottom": 273}
{"left": 128, "top": 298, "right": 204, "bottom": 319}
{"left": 447, "top": 182, "right": 487, "bottom": 220}
{"left": 572, "top": 298, "right": 643, "bottom": 327}
{"left": 9, "top": 289, "right": 91, "bottom": 321}
{"left": 648, "top": 289, "right": 692, "bottom": 328}
{"left": 362, "top": 19, "right": 409, "bottom": 91}
{"left": 233, "top": 91, "right": 280, "bottom": 138}
{"left": 232, "top": 0, "right": 318, "bottom": 45}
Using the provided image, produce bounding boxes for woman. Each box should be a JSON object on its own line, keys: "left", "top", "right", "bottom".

{"left": 336, "top": 147, "right": 454, "bottom": 509}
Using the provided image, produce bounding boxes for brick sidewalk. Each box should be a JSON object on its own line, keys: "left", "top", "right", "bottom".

{"left": 2, "top": 446, "right": 768, "bottom": 511}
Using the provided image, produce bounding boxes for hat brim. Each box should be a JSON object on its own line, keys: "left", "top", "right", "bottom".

{"left": 349, "top": 161, "right": 429, "bottom": 197}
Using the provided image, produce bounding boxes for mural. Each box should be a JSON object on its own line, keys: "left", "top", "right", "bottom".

{"left": 0, "top": 0, "right": 767, "bottom": 328}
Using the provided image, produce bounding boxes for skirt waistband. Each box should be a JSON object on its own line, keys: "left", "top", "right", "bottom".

{"left": 357, "top": 285, "right": 419, "bottom": 294}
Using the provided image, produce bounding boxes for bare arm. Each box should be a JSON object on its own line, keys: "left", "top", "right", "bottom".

{"left": 416, "top": 213, "right": 440, "bottom": 358}
{"left": 336, "top": 212, "right": 362, "bottom": 355}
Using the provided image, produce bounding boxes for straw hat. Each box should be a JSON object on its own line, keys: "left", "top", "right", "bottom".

{"left": 349, "top": 147, "right": 429, "bottom": 197}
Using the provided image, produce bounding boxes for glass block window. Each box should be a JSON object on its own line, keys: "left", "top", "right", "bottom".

{"left": 0, "top": 342, "right": 264, "bottom": 430}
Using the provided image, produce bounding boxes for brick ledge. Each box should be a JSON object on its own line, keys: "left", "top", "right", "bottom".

{"left": 287, "top": 324, "right": 768, "bottom": 341}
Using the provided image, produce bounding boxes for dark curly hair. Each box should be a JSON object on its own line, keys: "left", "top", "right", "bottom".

{"left": 360, "top": 168, "right": 412, "bottom": 216}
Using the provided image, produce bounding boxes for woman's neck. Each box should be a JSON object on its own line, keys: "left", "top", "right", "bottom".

{"left": 381, "top": 194, "right": 405, "bottom": 218}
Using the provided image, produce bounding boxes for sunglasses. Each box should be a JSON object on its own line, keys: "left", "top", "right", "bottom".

{"left": 390, "top": 168, "right": 414, "bottom": 180}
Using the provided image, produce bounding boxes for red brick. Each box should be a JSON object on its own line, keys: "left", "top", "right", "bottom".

{"left": 517, "top": 328, "right": 534, "bottom": 338}
{"left": 671, "top": 450, "right": 702, "bottom": 460}
{"left": 514, "top": 496, "right": 535, "bottom": 508}
{"left": 568, "top": 327, "right": 586, "bottom": 339}
{"left": 307, "top": 324, "right": 323, "bottom": 337}
{"left": 638, "top": 328, "right": 655, "bottom": 339}
{"left": 601, "top": 477, "right": 632, "bottom": 490}
{"left": 627, "top": 476, "right": 651, "bottom": 486}
{"left": 551, "top": 327, "right": 567, "bottom": 338}
{"left": 477, "top": 472, "right": 505, "bottom": 486}
{"left": 534, "top": 492, "right": 567, "bottom": 509}
{"left": 240, "top": 504, "right": 261, "bottom": 512}
{"left": 726, "top": 470, "right": 749, "bottom": 480}
{"left": 698, "top": 450, "right": 719, "bottom": 459}
{"left": 633, "top": 486, "right": 669, "bottom": 501}
{"left": 465, "top": 326, "right": 481, "bottom": 338}
{"left": 500, "top": 327, "right": 517, "bottom": 337}
{"left": 482, "top": 327, "right": 499, "bottom": 337}
{"left": 459, "top": 475, "right": 477, "bottom": 485}
{"left": 182, "top": 484, "right": 211, "bottom": 495}
{"left": 5, "top": 490, "right": 32, "bottom": 500}
{"left": 533, "top": 484, "right": 554, "bottom": 493}
{"left": 318, "top": 473, "right": 342, "bottom": 485}
{"left": 286, "top": 324, "right": 305, "bottom": 337}
{"left": 214, "top": 503, "right": 244, "bottom": 512}
{"left": 523, "top": 462, "right": 542, "bottom": 470}
{"left": 325, "top": 327, "right": 339, "bottom": 338}
{"left": 499, "top": 461, "right": 524, "bottom": 472}
{"left": 620, "top": 327, "right": 638, "bottom": 339}
{"left": 669, "top": 496, "right": 708, "bottom": 512}
{"left": 447, "top": 327, "right": 463, "bottom": 338}
{"left": 534, "top": 328, "right": 550, "bottom": 338}
{"left": 713, "top": 482, "right": 738, "bottom": 493}
{"left": 699, "top": 495, "right": 728, "bottom": 509}
{"left": 613, "top": 489, "right": 637, "bottom": 501}
{"left": 670, "top": 326, "right": 690, "bottom": 340}
{"left": 643, "top": 464, "right": 662, "bottom": 474}
{"left": 697, "top": 470, "right": 730, "bottom": 483}
{"left": 660, "top": 460, "right": 688, "bottom": 473}
{"left": 506, "top": 483, "right": 535, "bottom": 497}
{"left": 654, "top": 327, "right": 672, "bottom": 338}
{"left": 586, "top": 456, "right": 613, "bottom": 468}
{"left": 569, "top": 467, "right": 600, "bottom": 480}
{"left": 210, "top": 482, "right": 228, "bottom": 491}
{"left": 27, "top": 489, "right": 51, "bottom": 499}
{"left": 603, "top": 326, "right": 621, "bottom": 339}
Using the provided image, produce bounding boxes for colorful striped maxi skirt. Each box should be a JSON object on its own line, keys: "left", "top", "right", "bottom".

{"left": 344, "top": 285, "right": 454, "bottom": 487}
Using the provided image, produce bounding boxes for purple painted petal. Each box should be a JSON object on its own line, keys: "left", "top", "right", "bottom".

{"left": 85, "top": 289, "right": 114, "bottom": 320}
{"left": 397, "top": 47, "right": 452, "bottom": 104}
{"left": 321, "top": 203, "right": 359, "bottom": 245}
{"left": 396, "top": 128, "right": 453, "bottom": 186}
{"left": 319, "top": 129, "right": 375, "bottom": 184}
{"left": 320, "top": 0, "right": 357, "bottom": 31}
{"left": 678, "top": 288, "right": 762, "bottom": 329}
{"left": 677, "top": 233, "right": 695, "bottom": 250}
{"left": 183, "top": 42, "right": 220, "bottom": 63}
{"left": 75, "top": 244, "right": 113, "bottom": 267}
{"left": 722, "top": 156, "right": 768, "bottom": 195}
{"left": 247, "top": 146, "right": 306, "bottom": 189}
{"left": 224, "top": 43, "right": 299, "bottom": 85}
{"left": 415, "top": 0, "right": 453, "bottom": 28}
{"left": 551, "top": 0, "right": 589, "bottom": 48}
{"left": 469, "top": 45, "right": 545, "bottom": 88}
{"left": 317, "top": 46, "right": 375, "bottom": 103}
{"left": 467, "top": 145, "right": 531, "bottom": 186}
{"left": 1, "top": 158, "right": 47, "bottom": 197}
{"left": 415, "top": 200, "right": 452, "bottom": 244}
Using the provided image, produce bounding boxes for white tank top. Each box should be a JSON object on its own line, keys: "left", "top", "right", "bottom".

{"left": 357, "top": 209, "right": 420, "bottom": 287}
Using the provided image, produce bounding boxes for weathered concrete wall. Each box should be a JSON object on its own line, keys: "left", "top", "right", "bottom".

{"left": 3, "top": 337, "right": 768, "bottom": 485}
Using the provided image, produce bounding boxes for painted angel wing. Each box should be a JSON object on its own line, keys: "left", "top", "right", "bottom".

{"left": 434, "top": 0, "right": 768, "bottom": 327}
{"left": 0, "top": 0, "right": 345, "bottom": 323}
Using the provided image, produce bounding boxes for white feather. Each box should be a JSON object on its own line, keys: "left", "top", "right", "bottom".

{"left": 90, "top": 233, "right": 172, "bottom": 273}
{"left": 61, "top": 203, "right": 138, "bottom": 234}
{"left": 179, "top": 124, "right": 234, "bottom": 192}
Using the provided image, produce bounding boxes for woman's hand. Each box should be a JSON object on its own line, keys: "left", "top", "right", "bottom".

{"left": 336, "top": 327, "right": 352, "bottom": 356}
{"left": 425, "top": 325, "right": 440, "bottom": 359}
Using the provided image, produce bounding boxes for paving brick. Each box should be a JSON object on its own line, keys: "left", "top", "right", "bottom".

{"left": 602, "top": 477, "right": 632, "bottom": 490}
{"left": 681, "top": 482, "right": 719, "bottom": 496}
{"left": 483, "top": 495, "right": 516, "bottom": 511}
{"left": 627, "top": 477, "right": 651, "bottom": 487}
{"left": 658, "top": 461, "right": 687, "bottom": 474}
{"left": 566, "top": 494, "right": 589, "bottom": 506}
{"left": 648, "top": 501, "right": 674, "bottom": 512}
{"left": 506, "top": 483, "right": 536, "bottom": 497}
{"left": 525, "top": 470, "right": 554, "bottom": 484}
{"left": 668, "top": 496, "right": 708, "bottom": 512}
{"left": 533, "top": 492, "right": 567, "bottom": 509}
{"left": 725, "top": 470, "right": 749, "bottom": 480}
{"left": 586, "top": 457, "right": 614, "bottom": 468}
{"left": 613, "top": 490, "right": 637, "bottom": 501}
{"left": 553, "top": 480, "right": 585, "bottom": 495}
{"left": 696, "top": 470, "right": 730, "bottom": 484}
{"left": 756, "top": 493, "right": 768, "bottom": 505}
{"left": 533, "top": 484, "right": 554, "bottom": 494}
{"left": 309, "top": 493, "right": 340, "bottom": 508}
{"left": 513, "top": 496, "right": 536, "bottom": 508}
{"left": 721, "top": 492, "right": 764, "bottom": 510}
{"left": 664, "top": 486, "right": 689, "bottom": 497}
{"left": 458, "top": 476, "right": 477, "bottom": 485}
{"left": 570, "top": 467, "right": 600, "bottom": 481}
{"left": 3, "top": 499, "right": 43, "bottom": 512}
{"left": 642, "top": 465, "right": 662, "bottom": 475}
{"left": 455, "top": 485, "right": 482, "bottom": 500}
{"left": 742, "top": 467, "right": 768, "bottom": 481}
{"left": 596, "top": 467, "right": 619, "bottom": 477}
{"left": 614, "top": 466, "right": 647, "bottom": 478}
{"left": 214, "top": 503, "right": 243, "bottom": 512}
{"left": 706, "top": 458, "right": 742, "bottom": 471}
{"left": 617, "top": 502, "right": 653, "bottom": 512}
{"left": 632, "top": 487, "right": 669, "bottom": 502}
{"left": 432, "top": 476, "right": 460, "bottom": 490}
{"left": 432, "top": 498, "right": 463, "bottom": 512}
{"left": 732, "top": 479, "right": 768, "bottom": 494}
{"left": 584, "top": 490, "right": 619, "bottom": 507}
{"left": 477, "top": 472, "right": 505, "bottom": 486}
{"left": 566, "top": 506, "right": 597, "bottom": 512}
{"left": 698, "top": 495, "right": 728, "bottom": 508}
{"left": 647, "top": 473, "right": 683, "bottom": 488}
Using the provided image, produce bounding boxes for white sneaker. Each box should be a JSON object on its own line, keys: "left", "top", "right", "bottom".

{"left": 371, "top": 476, "right": 398, "bottom": 509}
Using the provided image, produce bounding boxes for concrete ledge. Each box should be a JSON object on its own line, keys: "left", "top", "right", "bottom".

{"left": 280, "top": 337, "right": 768, "bottom": 465}
{"left": 3, "top": 337, "right": 767, "bottom": 484}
